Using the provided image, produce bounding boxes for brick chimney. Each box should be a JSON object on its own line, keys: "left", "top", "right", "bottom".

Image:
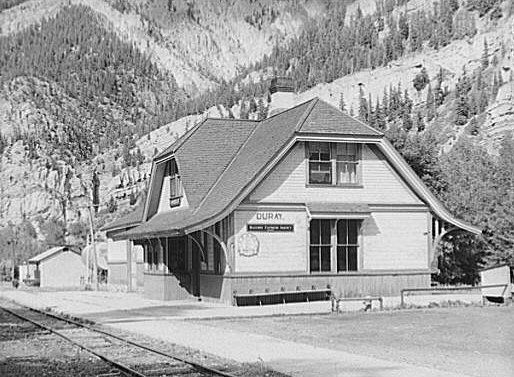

{"left": 268, "top": 76, "right": 296, "bottom": 116}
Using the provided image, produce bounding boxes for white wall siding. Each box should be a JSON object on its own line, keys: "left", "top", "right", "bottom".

{"left": 233, "top": 209, "right": 307, "bottom": 273}
{"left": 248, "top": 142, "right": 423, "bottom": 204}
{"left": 362, "top": 211, "right": 429, "bottom": 270}
{"left": 40, "top": 252, "right": 85, "bottom": 287}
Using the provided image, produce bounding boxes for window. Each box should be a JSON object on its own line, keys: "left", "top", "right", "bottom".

{"left": 308, "top": 142, "right": 332, "bottom": 184}
{"left": 307, "top": 142, "right": 361, "bottom": 185}
{"left": 309, "top": 219, "right": 332, "bottom": 272}
{"left": 166, "top": 160, "right": 183, "bottom": 207}
{"left": 337, "top": 220, "right": 360, "bottom": 271}
{"left": 309, "top": 219, "right": 360, "bottom": 273}
{"left": 336, "top": 143, "right": 358, "bottom": 184}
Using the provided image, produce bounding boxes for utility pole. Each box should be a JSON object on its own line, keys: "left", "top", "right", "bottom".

{"left": 81, "top": 175, "right": 98, "bottom": 291}
{"left": 87, "top": 201, "right": 98, "bottom": 290}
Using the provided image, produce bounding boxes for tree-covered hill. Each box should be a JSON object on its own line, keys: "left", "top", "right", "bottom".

{"left": 0, "top": 4, "right": 185, "bottom": 161}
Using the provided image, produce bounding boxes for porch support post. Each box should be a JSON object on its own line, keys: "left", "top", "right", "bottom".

{"left": 430, "top": 225, "right": 458, "bottom": 270}
{"left": 126, "top": 240, "right": 133, "bottom": 291}
{"left": 199, "top": 228, "right": 231, "bottom": 273}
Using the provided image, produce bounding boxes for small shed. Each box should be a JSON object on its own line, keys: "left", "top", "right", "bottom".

{"left": 28, "top": 246, "right": 85, "bottom": 288}
{"left": 480, "top": 264, "right": 513, "bottom": 302}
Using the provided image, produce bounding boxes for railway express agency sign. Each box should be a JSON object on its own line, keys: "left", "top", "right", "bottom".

{"left": 248, "top": 212, "right": 294, "bottom": 232}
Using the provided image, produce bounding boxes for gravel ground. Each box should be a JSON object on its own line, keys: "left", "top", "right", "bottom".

{"left": 0, "top": 302, "right": 289, "bottom": 377}
{"left": 190, "top": 305, "right": 514, "bottom": 377}
{"left": 0, "top": 309, "right": 114, "bottom": 377}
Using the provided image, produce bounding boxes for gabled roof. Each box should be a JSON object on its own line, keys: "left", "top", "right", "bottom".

{"left": 114, "top": 97, "right": 480, "bottom": 240}
{"left": 173, "top": 118, "right": 258, "bottom": 210}
{"left": 298, "top": 99, "right": 383, "bottom": 136}
{"left": 28, "top": 246, "right": 79, "bottom": 264}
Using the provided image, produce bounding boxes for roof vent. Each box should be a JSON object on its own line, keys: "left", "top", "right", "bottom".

{"left": 268, "top": 76, "right": 297, "bottom": 117}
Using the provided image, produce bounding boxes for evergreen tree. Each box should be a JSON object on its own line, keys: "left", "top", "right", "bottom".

{"left": 92, "top": 169, "right": 100, "bottom": 214}
{"left": 415, "top": 111, "right": 425, "bottom": 132}
{"left": 240, "top": 101, "right": 249, "bottom": 119}
{"left": 426, "top": 84, "right": 436, "bottom": 120}
{"left": 413, "top": 67, "right": 430, "bottom": 93}
{"left": 468, "top": 116, "right": 479, "bottom": 135}
{"left": 402, "top": 111, "right": 413, "bottom": 131}
{"left": 398, "top": 12, "right": 409, "bottom": 40}
{"left": 455, "top": 94, "right": 470, "bottom": 125}
{"left": 403, "top": 88, "right": 413, "bottom": 114}
{"left": 338, "top": 92, "right": 346, "bottom": 113}
{"left": 375, "top": 97, "right": 386, "bottom": 131}
{"left": 257, "top": 98, "right": 268, "bottom": 120}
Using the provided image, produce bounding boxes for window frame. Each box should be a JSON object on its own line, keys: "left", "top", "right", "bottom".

{"left": 308, "top": 142, "right": 332, "bottom": 185}
{"left": 336, "top": 219, "right": 360, "bottom": 272}
{"left": 166, "top": 159, "right": 183, "bottom": 208}
{"left": 308, "top": 218, "right": 361, "bottom": 274}
{"left": 309, "top": 219, "right": 333, "bottom": 273}
{"left": 306, "top": 142, "right": 362, "bottom": 187}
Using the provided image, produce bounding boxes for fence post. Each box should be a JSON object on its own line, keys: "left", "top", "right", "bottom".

{"left": 400, "top": 289, "right": 405, "bottom": 308}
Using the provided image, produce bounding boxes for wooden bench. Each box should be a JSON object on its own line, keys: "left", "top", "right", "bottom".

{"left": 233, "top": 288, "right": 332, "bottom": 306}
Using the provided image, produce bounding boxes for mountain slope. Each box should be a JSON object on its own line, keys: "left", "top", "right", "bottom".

{"left": 0, "top": 0, "right": 325, "bottom": 92}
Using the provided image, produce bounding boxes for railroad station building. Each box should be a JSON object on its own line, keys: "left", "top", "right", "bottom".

{"left": 104, "top": 78, "right": 481, "bottom": 305}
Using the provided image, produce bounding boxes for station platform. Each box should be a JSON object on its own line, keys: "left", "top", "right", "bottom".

{"left": 0, "top": 287, "right": 475, "bottom": 377}
{"left": 0, "top": 289, "right": 336, "bottom": 322}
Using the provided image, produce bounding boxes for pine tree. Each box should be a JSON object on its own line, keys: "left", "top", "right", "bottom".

{"left": 92, "top": 169, "right": 100, "bottom": 213}
{"left": 415, "top": 111, "right": 425, "bottom": 132}
{"left": 413, "top": 67, "right": 430, "bottom": 93}
{"left": 455, "top": 94, "right": 470, "bottom": 125}
{"left": 240, "top": 101, "right": 249, "bottom": 119}
{"left": 375, "top": 97, "right": 386, "bottom": 131}
{"left": 338, "top": 92, "right": 346, "bottom": 113}
{"left": 403, "top": 88, "right": 413, "bottom": 114}
{"left": 398, "top": 12, "right": 409, "bottom": 40}
{"left": 468, "top": 116, "right": 479, "bottom": 135}
{"left": 426, "top": 84, "right": 436, "bottom": 121}
{"left": 402, "top": 110, "right": 413, "bottom": 131}
{"left": 257, "top": 98, "right": 268, "bottom": 120}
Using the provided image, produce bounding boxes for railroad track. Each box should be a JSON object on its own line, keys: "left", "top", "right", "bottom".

{"left": 1, "top": 301, "right": 239, "bottom": 377}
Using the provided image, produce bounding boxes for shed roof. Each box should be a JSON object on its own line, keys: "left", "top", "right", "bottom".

{"left": 101, "top": 205, "right": 145, "bottom": 232}
{"left": 307, "top": 203, "right": 371, "bottom": 214}
{"left": 28, "top": 246, "right": 79, "bottom": 264}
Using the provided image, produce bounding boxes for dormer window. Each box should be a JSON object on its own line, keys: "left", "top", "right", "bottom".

{"left": 308, "top": 142, "right": 361, "bottom": 186}
{"left": 166, "top": 159, "right": 183, "bottom": 208}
